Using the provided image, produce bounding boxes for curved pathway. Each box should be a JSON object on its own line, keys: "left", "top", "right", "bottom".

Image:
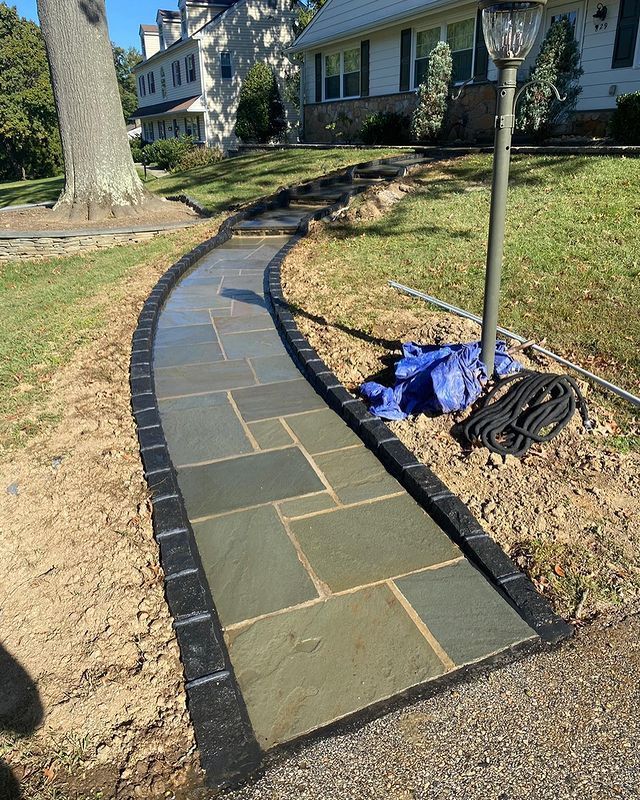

{"left": 134, "top": 156, "right": 567, "bottom": 788}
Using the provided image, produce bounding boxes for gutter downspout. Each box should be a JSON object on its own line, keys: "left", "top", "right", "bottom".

{"left": 194, "top": 33, "right": 212, "bottom": 146}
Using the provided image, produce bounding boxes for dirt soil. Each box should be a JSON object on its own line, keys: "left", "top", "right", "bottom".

{"left": 281, "top": 182, "right": 640, "bottom": 622}
{"left": 1, "top": 199, "right": 201, "bottom": 232}
{"left": 0, "top": 229, "right": 225, "bottom": 798}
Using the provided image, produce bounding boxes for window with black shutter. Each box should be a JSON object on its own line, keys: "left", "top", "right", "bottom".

{"left": 473, "top": 9, "right": 489, "bottom": 80}
{"left": 361, "top": 40, "right": 370, "bottom": 97}
{"left": 315, "top": 52, "right": 322, "bottom": 102}
{"left": 172, "top": 60, "right": 181, "bottom": 87}
{"left": 612, "top": 0, "right": 640, "bottom": 68}
{"left": 400, "top": 28, "right": 412, "bottom": 91}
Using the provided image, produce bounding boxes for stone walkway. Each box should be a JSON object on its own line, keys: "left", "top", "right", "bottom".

{"left": 150, "top": 166, "right": 541, "bottom": 758}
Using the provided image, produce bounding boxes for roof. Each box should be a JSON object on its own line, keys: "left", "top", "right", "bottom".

{"left": 140, "top": 24, "right": 159, "bottom": 33}
{"left": 132, "top": 95, "right": 202, "bottom": 118}
{"left": 158, "top": 9, "right": 181, "bottom": 18}
{"left": 289, "top": 0, "right": 459, "bottom": 53}
{"left": 135, "top": 0, "right": 244, "bottom": 69}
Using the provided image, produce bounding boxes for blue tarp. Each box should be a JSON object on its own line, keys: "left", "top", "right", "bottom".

{"left": 361, "top": 341, "right": 522, "bottom": 420}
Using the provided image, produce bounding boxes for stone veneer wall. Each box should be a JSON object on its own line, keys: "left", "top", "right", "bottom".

{"left": 304, "top": 84, "right": 612, "bottom": 144}
{"left": 0, "top": 224, "right": 199, "bottom": 263}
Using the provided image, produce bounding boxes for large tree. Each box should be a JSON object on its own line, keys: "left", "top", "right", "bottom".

{"left": 113, "top": 44, "right": 142, "bottom": 122}
{"left": 36, "top": 0, "right": 155, "bottom": 220}
{"left": 0, "top": 3, "right": 61, "bottom": 181}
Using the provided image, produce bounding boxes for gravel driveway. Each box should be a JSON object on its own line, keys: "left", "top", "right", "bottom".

{"left": 223, "top": 609, "right": 640, "bottom": 800}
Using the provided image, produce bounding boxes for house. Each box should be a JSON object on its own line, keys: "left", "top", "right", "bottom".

{"left": 132, "top": 0, "right": 298, "bottom": 153}
{"left": 289, "top": 0, "right": 640, "bottom": 142}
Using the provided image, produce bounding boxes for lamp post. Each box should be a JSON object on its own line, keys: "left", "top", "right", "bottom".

{"left": 478, "top": 0, "right": 546, "bottom": 375}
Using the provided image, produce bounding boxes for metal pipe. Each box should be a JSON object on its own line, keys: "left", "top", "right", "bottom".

{"left": 481, "top": 64, "right": 519, "bottom": 376}
{"left": 388, "top": 280, "right": 640, "bottom": 408}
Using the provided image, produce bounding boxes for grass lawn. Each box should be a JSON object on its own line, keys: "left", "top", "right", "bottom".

{"left": 0, "top": 175, "right": 63, "bottom": 208}
{"left": 294, "top": 154, "right": 639, "bottom": 429}
{"left": 153, "top": 147, "right": 404, "bottom": 212}
{"left": 0, "top": 147, "right": 402, "bottom": 450}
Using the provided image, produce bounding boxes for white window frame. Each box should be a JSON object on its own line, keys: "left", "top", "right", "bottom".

{"left": 172, "top": 59, "right": 182, "bottom": 87}
{"left": 185, "top": 53, "right": 196, "bottom": 82}
{"left": 323, "top": 46, "right": 361, "bottom": 101}
{"left": 412, "top": 14, "right": 478, "bottom": 86}
{"left": 220, "top": 51, "right": 233, "bottom": 79}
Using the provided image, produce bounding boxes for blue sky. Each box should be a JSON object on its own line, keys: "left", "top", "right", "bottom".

{"left": 14, "top": 0, "right": 159, "bottom": 49}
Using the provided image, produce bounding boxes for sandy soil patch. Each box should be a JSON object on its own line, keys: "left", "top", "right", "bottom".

{"left": 281, "top": 187, "right": 640, "bottom": 622}
{"left": 0, "top": 228, "right": 227, "bottom": 798}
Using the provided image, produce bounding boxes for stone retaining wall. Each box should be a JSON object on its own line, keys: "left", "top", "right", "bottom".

{"left": 0, "top": 222, "right": 201, "bottom": 263}
{"left": 303, "top": 85, "right": 613, "bottom": 144}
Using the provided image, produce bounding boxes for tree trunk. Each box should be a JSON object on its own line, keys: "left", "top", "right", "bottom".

{"left": 36, "top": 0, "right": 157, "bottom": 220}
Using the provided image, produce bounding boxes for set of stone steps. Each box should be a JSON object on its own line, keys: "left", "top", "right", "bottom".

{"left": 230, "top": 154, "right": 431, "bottom": 238}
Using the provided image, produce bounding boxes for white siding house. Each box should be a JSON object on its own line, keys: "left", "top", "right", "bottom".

{"left": 290, "top": 0, "right": 640, "bottom": 141}
{"left": 133, "top": 0, "right": 298, "bottom": 153}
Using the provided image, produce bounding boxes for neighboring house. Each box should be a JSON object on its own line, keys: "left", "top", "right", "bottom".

{"left": 289, "top": 0, "right": 640, "bottom": 141}
{"left": 133, "top": 0, "right": 298, "bottom": 153}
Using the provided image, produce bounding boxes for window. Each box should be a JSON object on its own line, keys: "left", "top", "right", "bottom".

{"left": 172, "top": 118, "right": 180, "bottom": 137}
{"left": 414, "top": 27, "right": 440, "bottom": 86}
{"left": 143, "top": 121, "right": 154, "bottom": 142}
{"left": 147, "top": 71, "right": 155, "bottom": 94}
{"left": 172, "top": 59, "right": 182, "bottom": 87}
{"left": 447, "top": 18, "right": 475, "bottom": 82}
{"left": 612, "top": 0, "right": 640, "bottom": 68}
{"left": 185, "top": 53, "right": 196, "bottom": 82}
{"left": 220, "top": 51, "right": 232, "bottom": 79}
{"left": 342, "top": 47, "right": 360, "bottom": 97}
{"left": 158, "top": 120, "right": 166, "bottom": 139}
{"left": 138, "top": 75, "right": 146, "bottom": 97}
{"left": 550, "top": 9, "right": 578, "bottom": 28}
{"left": 324, "top": 52, "right": 341, "bottom": 99}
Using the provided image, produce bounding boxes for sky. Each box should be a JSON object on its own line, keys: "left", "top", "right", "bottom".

{"left": 13, "top": 0, "right": 161, "bottom": 49}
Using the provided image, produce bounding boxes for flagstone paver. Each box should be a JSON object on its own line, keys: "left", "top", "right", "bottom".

{"left": 152, "top": 230, "right": 539, "bottom": 755}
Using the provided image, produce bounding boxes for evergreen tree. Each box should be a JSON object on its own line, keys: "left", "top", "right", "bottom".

{"left": 0, "top": 2, "right": 61, "bottom": 180}
{"left": 293, "top": 0, "right": 327, "bottom": 36}
{"left": 411, "top": 42, "right": 453, "bottom": 143}
{"left": 235, "top": 63, "right": 287, "bottom": 143}
{"left": 113, "top": 44, "right": 142, "bottom": 122}
{"left": 517, "top": 18, "right": 583, "bottom": 139}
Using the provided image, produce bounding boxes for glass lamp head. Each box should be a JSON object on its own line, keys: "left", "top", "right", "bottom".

{"left": 479, "top": 0, "right": 547, "bottom": 66}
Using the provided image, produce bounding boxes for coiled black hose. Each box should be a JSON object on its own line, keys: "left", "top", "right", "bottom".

{"left": 462, "top": 371, "right": 592, "bottom": 457}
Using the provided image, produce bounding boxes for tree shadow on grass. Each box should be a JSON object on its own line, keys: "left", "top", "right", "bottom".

{"left": 0, "top": 644, "right": 44, "bottom": 799}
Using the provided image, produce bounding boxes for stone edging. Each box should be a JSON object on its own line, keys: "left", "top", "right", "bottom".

{"left": 265, "top": 232, "right": 573, "bottom": 649}
{"left": 130, "top": 152, "right": 572, "bottom": 789}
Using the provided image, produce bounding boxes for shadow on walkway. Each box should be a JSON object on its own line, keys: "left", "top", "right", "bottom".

{"left": 0, "top": 643, "right": 44, "bottom": 799}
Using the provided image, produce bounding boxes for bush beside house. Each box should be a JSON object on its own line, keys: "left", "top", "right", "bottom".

{"left": 609, "top": 92, "right": 640, "bottom": 145}
{"left": 235, "top": 63, "right": 287, "bottom": 144}
{"left": 411, "top": 42, "right": 453, "bottom": 143}
{"left": 517, "top": 18, "right": 583, "bottom": 140}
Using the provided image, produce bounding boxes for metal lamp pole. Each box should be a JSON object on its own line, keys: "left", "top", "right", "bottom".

{"left": 478, "top": 0, "right": 547, "bottom": 376}
{"left": 480, "top": 61, "right": 520, "bottom": 375}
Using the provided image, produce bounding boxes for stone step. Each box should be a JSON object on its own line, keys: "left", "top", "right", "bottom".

{"left": 354, "top": 165, "right": 403, "bottom": 179}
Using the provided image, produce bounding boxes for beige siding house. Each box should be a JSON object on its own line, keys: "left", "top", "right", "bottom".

{"left": 133, "top": 0, "right": 297, "bottom": 153}
{"left": 290, "top": 0, "right": 640, "bottom": 142}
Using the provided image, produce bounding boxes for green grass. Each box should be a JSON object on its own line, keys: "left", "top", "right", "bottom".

{"left": 153, "top": 148, "right": 404, "bottom": 212}
{"left": 0, "top": 175, "right": 63, "bottom": 208}
{"left": 294, "top": 154, "right": 640, "bottom": 429}
{"left": 0, "top": 225, "right": 214, "bottom": 449}
{"left": 0, "top": 148, "right": 405, "bottom": 450}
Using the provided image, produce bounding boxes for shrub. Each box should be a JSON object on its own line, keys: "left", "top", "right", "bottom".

{"left": 143, "top": 136, "right": 195, "bottom": 171}
{"left": 360, "top": 112, "right": 411, "bottom": 145}
{"left": 609, "top": 91, "right": 640, "bottom": 145}
{"left": 174, "top": 145, "right": 224, "bottom": 172}
{"left": 129, "top": 134, "right": 144, "bottom": 162}
{"left": 517, "top": 18, "right": 583, "bottom": 140}
{"left": 235, "top": 63, "right": 287, "bottom": 143}
{"left": 411, "top": 42, "right": 453, "bottom": 143}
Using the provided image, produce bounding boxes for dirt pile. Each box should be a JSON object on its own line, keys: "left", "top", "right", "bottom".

{"left": 283, "top": 202, "right": 640, "bottom": 621}
{"left": 0, "top": 239, "right": 209, "bottom": 798}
